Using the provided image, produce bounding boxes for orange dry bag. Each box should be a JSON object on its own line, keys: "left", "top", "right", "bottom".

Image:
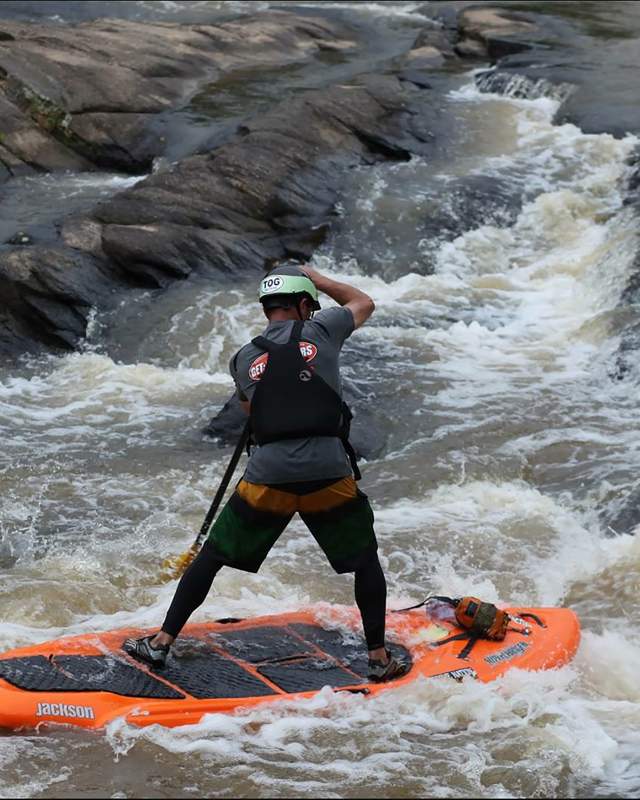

{"left": 453, "top": 596, "right": 510, "bottom": 640}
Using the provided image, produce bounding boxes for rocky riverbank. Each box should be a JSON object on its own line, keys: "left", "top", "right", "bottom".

{"left": 0, "top": 4, "right": 557, "bottom": 361}
{"left": 0, "top": 75, "right": 445, "bottom": 355}
{"left": 0, "top": 11, "right": 358, "bottom": 174}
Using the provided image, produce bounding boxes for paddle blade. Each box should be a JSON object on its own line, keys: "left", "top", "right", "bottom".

{"left": 161, "top": 544, "right": 199, "bottom": 581}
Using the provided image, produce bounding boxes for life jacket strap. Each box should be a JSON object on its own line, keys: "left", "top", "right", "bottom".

{"left": 251, "top": 335, "right": 275, "bottom": 352}
{"left": 342, "top": 439, "right": 361, "bottom": 481}
{"left": 251, "top": 320, "right": 303, "bottom": 352}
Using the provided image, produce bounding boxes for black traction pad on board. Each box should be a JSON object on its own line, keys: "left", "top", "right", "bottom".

{"left": 258, "top": 659, "right": 365, "bottom": 693}
{"left": 0, "top": 625, "right": 413, "bottom": 702}
{"left": 290, "top": 624, "right": 413, "bottom": 678}
{"left": 158, "top": 639, "right": 276, "bottom": 699}
{"left": 209, "top": 625, "right": 313, "bottom": 664}
{"left": 0, "top": 655, "right": 183, "bottom": 699}
{"left": 289, "top": 624, "right": 371, "bottom": 677}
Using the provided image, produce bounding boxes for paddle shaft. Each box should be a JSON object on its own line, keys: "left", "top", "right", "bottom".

{"left": 193, "top": 421, "right": 251, "bottom": 551}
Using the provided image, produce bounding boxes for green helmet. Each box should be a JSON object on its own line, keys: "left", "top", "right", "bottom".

{"left": 258, "top": 265, "right": 321, "bottom": 311}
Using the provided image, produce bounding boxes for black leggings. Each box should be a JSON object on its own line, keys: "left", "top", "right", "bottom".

{"left": 161, "top": 541, "right": 387, "bottom": 651}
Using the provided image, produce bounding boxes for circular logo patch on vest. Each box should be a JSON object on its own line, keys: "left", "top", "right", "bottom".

{"left": 260, "top": 276, "right": 285, "bottom": 294}
{"left": 299, "top": 369, "right": 312, "bottom": 382}
{"left": 248, "top": 342, "right": 317, "bottom": 381}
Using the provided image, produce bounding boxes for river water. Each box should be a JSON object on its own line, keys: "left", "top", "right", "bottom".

{"left": 1, "top": 2, "right": 640, "bottom": 798}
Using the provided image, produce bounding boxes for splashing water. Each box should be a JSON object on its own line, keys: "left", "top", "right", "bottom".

{"left": 1, "top": 35, "right": 640, "bottom": 800}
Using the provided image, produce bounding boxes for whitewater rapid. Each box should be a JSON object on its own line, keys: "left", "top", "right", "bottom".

{"left": 1, "top": 23, "right": 640, "bottom": 800}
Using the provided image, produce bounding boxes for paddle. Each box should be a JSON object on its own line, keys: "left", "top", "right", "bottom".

{"left": 162, "top": 420, "right": 251, "bottom": 580}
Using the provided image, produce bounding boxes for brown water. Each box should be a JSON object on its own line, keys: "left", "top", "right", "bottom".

{"left": 1, "top": 2, "right": 640, "bottom": 798}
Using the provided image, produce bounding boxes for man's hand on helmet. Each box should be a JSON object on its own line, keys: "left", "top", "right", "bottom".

{"left": 298, "top": 265, "right": 375, "bottom": 330}
{"left": 299, "top": 265, "right": 322, "bottom": 284}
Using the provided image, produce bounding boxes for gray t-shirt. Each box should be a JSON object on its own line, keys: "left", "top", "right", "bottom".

{"left": 230, "top": 306, "right": 355, "bottom": 484}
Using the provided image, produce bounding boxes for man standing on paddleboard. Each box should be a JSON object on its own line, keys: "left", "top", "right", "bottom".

{"left": 124, "top": 264, "right": 408, "bottom": 682}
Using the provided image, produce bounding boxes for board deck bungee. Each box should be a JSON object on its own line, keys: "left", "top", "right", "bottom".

{"left": 0, "top": 604, "right": 580, "bottom": 731}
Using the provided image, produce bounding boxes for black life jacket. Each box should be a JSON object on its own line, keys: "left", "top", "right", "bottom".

{"left": 248, "top": 320, "right": 361, "bottom": 479}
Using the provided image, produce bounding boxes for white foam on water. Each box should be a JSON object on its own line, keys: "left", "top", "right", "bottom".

{"left": 6, "top": 171, "right": 144, "bottom": 194}
{"left": 133, "top": 0, "right": 270, "bottom": 17}
{"left": 270, "top": 1, "right": 430, "bottom": 21}
{"left": 130, "top": 0, "right": 430, "bottom": 21}
{"left": 167, "top": 288, "right": 261, "bottom": 372}
{"left": 430, "top": 171, "right": 631, "bottom": 388}
{"left": 0, "top": 505, "right": 319, "bottom": 647}
{"left": 578, "top": 629, "right": 640, "bottom": 702}
{"left": 0, "top": 172, "right": 146, "bottom": 232}
{"left": 373, "top": 479, "right": 639, "bottom": 607}
{"left": 101, "top": 656, "right": 638, "bottom": 798}
{"left": 2, "top": 69, "right": 640, "bottom": 798}
{"left": 0, "top": 351, "right": 230, "bottom": 457}
{"left": 0, "top": 736, "right": 71, "bottom": 798}
{"left": 322, "top": 79, "right": 639, "bottom": 489}
{"left": 55, "top": 172, "right": 145, "bottom": 192}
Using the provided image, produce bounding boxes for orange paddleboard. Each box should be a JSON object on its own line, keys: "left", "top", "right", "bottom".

{"left": 0, "top": 603, "right": 580, "bottom": 731}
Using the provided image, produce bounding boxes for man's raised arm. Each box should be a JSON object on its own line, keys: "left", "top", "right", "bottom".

{"left": 301, "top": 266, "right": 375, "bottom": 329}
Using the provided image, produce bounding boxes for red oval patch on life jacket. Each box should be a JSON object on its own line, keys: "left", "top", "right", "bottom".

{"left": 249, "top": 342, "right": 317, "bottom": 381}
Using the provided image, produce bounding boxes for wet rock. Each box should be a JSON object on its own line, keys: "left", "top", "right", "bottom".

{"left": 5, "top": 230, "right": 32, "bottom": 245}
{"left": 455, "top": 7, "right": 539, "bottom": 61}
{"left": 455, "top": 37, "right": 489, "bottom": 60}
{"left": 398, "top": 71, "right": 433, "bottom": 91}
{"left": 397, "top": 19, "right": 459, "bottom": 87}
{"left": 0, "top": 93, "right": 92, "bottom": 173}
{"left": 1, "top": 75, "right": 439, "bottom": 357}
{"left": 411, "top": 23, "right": 457, "bottom": 61}
{"left": 0, "top": 12, "right": 357, "bottom": 172}
{"left": 330, "top": 169, "right": 524, "bottom": 279}
{"left": 405, "top": 46, "right": 446, "bottom": 69}
{"left": 67, "top": 112, "right": 164, "bottom": 175}
{"left": 470, "top": 13, "right": 640, "bottom": 138}
{"left": 425, "top": 173, "right": 522, "bottom": 235}
{"left": 0, "top": 313, "right": 38, "bottom": 359}
{"left": 84, "top": 76, "right": 437, "bottom": 287}
{"left": 552, "top": 43, "right": 640, "bottom": 137}
{"left": 0, "top": 140, "right": 37, "bottom": 178}
{"left": 600, "top": 484, "right": 640, "bottom": 536}
{"left": 626, "top": 161, "right": 640, "bottom": 203}
{"left": 0, "top": 246, "right": 115, "bottom": 350}
{"left": 612, "top": 250, "right": 640, "bottom": 380}
{"left": 611, "top": 160, "right": 640, "bottom": 380}
{"left": 60, "top": 217, "right": 103, "bottom": 256}
{"left": 612, "top": 321, "right": 640, "bottom": 381}
{"left": 204, "top": 394, "right": 248, "bottom": 445}
{"left": 621, "top": 253, "right": 640, "bottom": 307}
{"left": 421, "top": 4, "right": 459, "bottom": 35}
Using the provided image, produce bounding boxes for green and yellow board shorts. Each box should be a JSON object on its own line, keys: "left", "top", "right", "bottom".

{"left": 207, "top": 476, "right": 378, "bottom": 574}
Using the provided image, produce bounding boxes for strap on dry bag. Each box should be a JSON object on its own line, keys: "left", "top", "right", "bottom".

{"left": 393, "top": 595, "right": 510, "bottom": 641}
